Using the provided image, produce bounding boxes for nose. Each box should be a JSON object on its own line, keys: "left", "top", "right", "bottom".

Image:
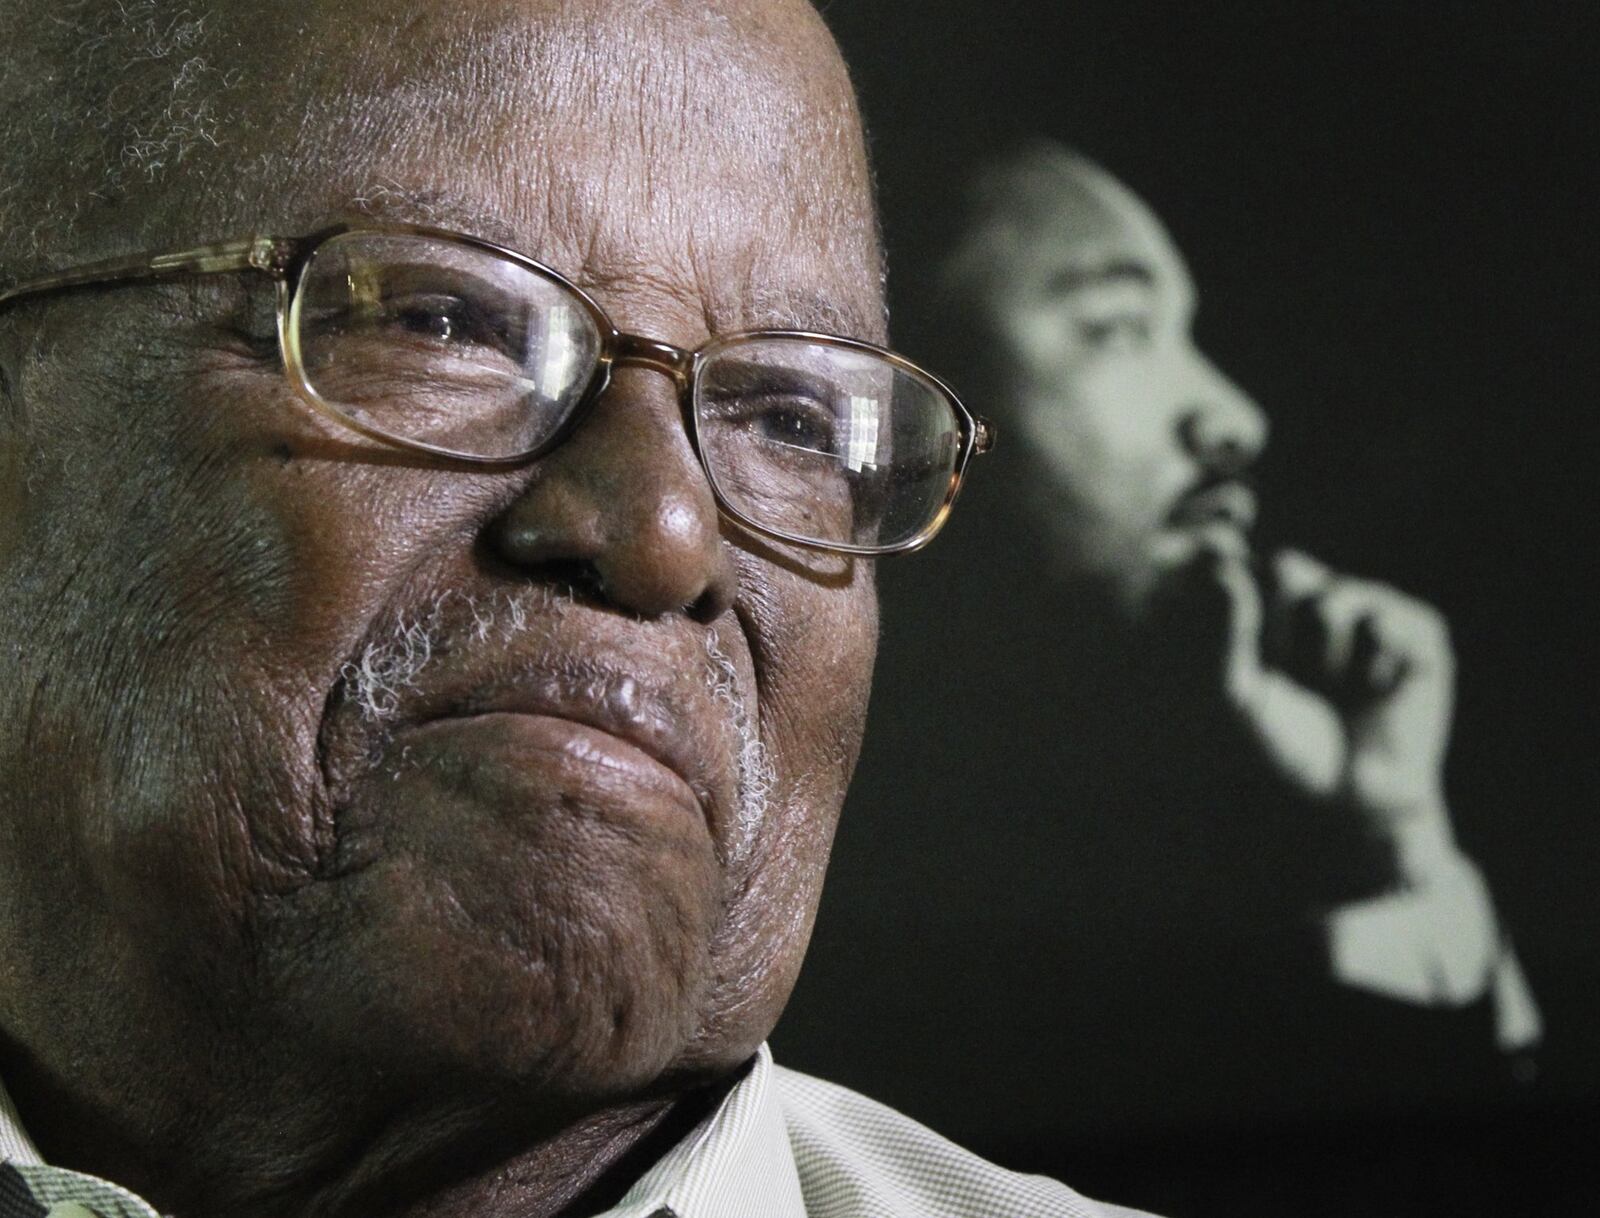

{"left": 487, "top": 368, "right": 736, "bottom": 622}
{"left": 1176, "top": 350, "right": 1269, "bottom": 477}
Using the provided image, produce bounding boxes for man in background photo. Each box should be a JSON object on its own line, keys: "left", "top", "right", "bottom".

{"left": 781, "top": 138, "right": 1545, "bottom": 1212}
{"left": 944, "top": 138, "right": 1540, "bottom": 1044}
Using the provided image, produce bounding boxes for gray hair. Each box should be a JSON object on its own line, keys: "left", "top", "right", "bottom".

{"left": 342, "top": 589, "right": 777, "bottom": 868}
{"left": 0, "top": 2, "right": 245, "bottom": 282}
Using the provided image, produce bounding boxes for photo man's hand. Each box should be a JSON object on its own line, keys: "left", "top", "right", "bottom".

{"left": 1229, "top": 547, "right": 1455, "bottom": 873}
{"left": 1152, "top": 540, "right": 1538, "bottom": 1032}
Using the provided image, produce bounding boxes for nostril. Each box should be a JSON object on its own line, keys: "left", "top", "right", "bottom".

{"left": 1179, "top": 409, "right": 1255, "bottom": 477}
{"left": 1178, "top": 411, "right": 1209, "bottom": 458}
{"left": 538, "top": 558, "right": 608, "bottom": 605}
{"left": 1210, "top": 436, "right": 1250, "bottom": 477}
{"left": 591, "top": 536, "right": 732, "bottom": 622}
{"left": 685, "top": 580, "right": 732, "bottom": 625}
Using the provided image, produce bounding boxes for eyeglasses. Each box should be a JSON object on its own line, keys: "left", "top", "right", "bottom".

{"left": 0, "top": 222, "right": 993, "bottom": 555}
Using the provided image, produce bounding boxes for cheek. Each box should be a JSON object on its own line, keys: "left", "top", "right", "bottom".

{"left": 0, "top": 439, "right": 24, "bottom": 561}
{"left": 1022, "top": 366, "right": 1186, "bottom": 527}
{"left": 8, "top": 363, "right": 490, "bottom": 943}
{"left": 752, "top": 563, "right": 877, "bottom": 802}
{"left": 688, "top": 560, "right": 876, "bottom": 1053}
{"left": 0, "top": 563, "right": 333, "bottom": 1054}
{"left": 0, "top": 358, "right": 333, "bottom": 1007}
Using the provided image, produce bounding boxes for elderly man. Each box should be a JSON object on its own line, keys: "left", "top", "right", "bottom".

{"left": 0, "top": 6, "right": 1156, "bottom": 1218}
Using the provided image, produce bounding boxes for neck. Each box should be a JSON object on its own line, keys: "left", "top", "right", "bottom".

{"left": 5, "top": 1041, "right": 742, "bottom": 1218}
{"left": 301, "top": 1085, "right": 733, "bottom": 1218}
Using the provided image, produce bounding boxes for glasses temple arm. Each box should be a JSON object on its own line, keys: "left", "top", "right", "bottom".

{"left": 0, "top": 236, "right": 290, "bottom": 310}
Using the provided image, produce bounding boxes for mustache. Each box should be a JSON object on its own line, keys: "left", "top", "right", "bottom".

{"left": 340, "top": 587, "right": 570, "bottom": 725}
{"left": 331, "top": 587, "right": 775, "bottom": 864}
{"left": 1167, "top": 470, "right": 1259, "bottom": 530}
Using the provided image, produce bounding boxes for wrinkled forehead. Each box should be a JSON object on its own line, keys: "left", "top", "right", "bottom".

{"left": 100, "top": 0, "right": 885, "bottom": 339}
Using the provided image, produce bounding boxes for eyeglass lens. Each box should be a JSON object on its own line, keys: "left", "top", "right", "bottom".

{"left": 290, "top": 231, "right": 964, "bottom": 551}
{"left": 292, "top": 232, "right": 603, "bottom": 458}
{"left": 694, "top": 338, "right": 964, "bottom": 550}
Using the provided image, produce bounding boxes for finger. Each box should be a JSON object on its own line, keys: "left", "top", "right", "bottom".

{"left": 1265, "top": 553, "right": 1450, "bottom": 702}
{"left": 1354, "top": 601, "right": 1456, "bottom": 763}
{"left": 1323, "top": 581, "right": 1452, "bottom": 685}
{"left": 1272, "top": 547, "right": 1334, "bottom": 601}
{"left": 1350, "top": 604, "right": 1414, "bottom": 697}
{"left": 1350, "top": 611, "right": 1411, "bottom": 697}
{"left": 1334, "top": 587, "right": 1457, "bottom": 798}
{"left": 1263, "top": 549, "right": 1334, "bottom": 683}
{"left": 1280, "top": 575, "right": 1413, "bottom": 692}
{"left": 1146, "top": 533, "right": 1262, "bottom": 681}
{"left": 1312, "top": 581, "right": 1378, "bottom": 679}
{"left": 1368, "top": 597, "right": 1453, "bottom": 679}
{"left": 1214, "top": 551, "right": 1265, "bottom": 693}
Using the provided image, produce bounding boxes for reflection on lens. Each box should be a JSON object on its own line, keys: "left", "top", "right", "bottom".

{"left": 694, "top": 336, "right": 964, "bottom": 550}
{"left": 291, "top": 232, "right": 603, "bottom": 458}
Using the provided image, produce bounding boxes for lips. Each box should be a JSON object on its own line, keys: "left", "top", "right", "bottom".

{"left": 1167, "top": 479, "right": 1258, "bottom": 532}
{"left": 320, "top": 602, "right": 744, "bottom": 857}
{"left": 412, "top": 711, "right": 706, "bottom": 829}
{"left": 413, "top": 667, "right": 722, "bottom": 834}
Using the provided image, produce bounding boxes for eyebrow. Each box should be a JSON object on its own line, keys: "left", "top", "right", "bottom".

{"left": 1043, "top": 259, "right": 1155, "bottom": 296}
{"left": 343, "top": 185, "right": 531, "bottom": 251}
{"left": 730, "top": 290, "right": 888, "bottom": 344}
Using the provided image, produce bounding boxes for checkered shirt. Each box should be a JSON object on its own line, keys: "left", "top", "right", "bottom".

{"left": 0, "top": 1045, "right": 1155, "bottom": 1217}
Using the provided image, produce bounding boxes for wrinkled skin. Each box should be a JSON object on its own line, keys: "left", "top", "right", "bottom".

{"left": 0, "top": 2, "right": 883, "bottom": 1215}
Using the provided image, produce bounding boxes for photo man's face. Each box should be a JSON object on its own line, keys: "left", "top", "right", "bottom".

{"left": 976, "top": 159, "right": 1268, "bottom": 610}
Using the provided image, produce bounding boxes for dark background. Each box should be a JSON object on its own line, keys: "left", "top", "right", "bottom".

{"left": 774, "top": 4, "right": 1598, "bottom": 1216}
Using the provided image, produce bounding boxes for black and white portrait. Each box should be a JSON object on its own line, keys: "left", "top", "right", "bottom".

{"left": 779, "top": 6, "right": 1596, "bottom": 1215}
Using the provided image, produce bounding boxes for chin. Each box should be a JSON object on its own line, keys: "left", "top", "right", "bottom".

{"left": 279, "top": 886, "right": 721, "bottom": 1106}
{"left": 255, "top": 787, "right": 734, "bottom": 1110}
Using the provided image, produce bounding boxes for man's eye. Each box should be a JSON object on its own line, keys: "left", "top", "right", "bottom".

{"left": 1077, "top": 312, "right": 1154, "bottom": 352}
{"left": 395, "top": 298, "right": 462, "bottom": 341}
{"left": 383, "top": 294, "right": 503, "bottom": 349}
{"left": 747, "top": 395, "right": 839, "bottom": 455}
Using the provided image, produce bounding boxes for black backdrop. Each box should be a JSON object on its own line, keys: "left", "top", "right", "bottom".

{"left": 773, "top": 4, "right": 1598, "bottom": 1216}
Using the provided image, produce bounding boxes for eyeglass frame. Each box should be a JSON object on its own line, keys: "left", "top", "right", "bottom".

{"left": 0, "top": 220, "right": 995, "bottom": 556}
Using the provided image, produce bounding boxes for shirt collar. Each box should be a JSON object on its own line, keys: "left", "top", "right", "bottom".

{"left": 1, "top": 1077, "right": 165, "bottom": 1217}
{"left": 0, "top": 1076, "right": 41, "bottom": 1167}
{"left": 602, "top": 1044, "right": 807, "bottom": 1218}
{"left": 0, "top": 1046, "right": 805, "bottom": 1218}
